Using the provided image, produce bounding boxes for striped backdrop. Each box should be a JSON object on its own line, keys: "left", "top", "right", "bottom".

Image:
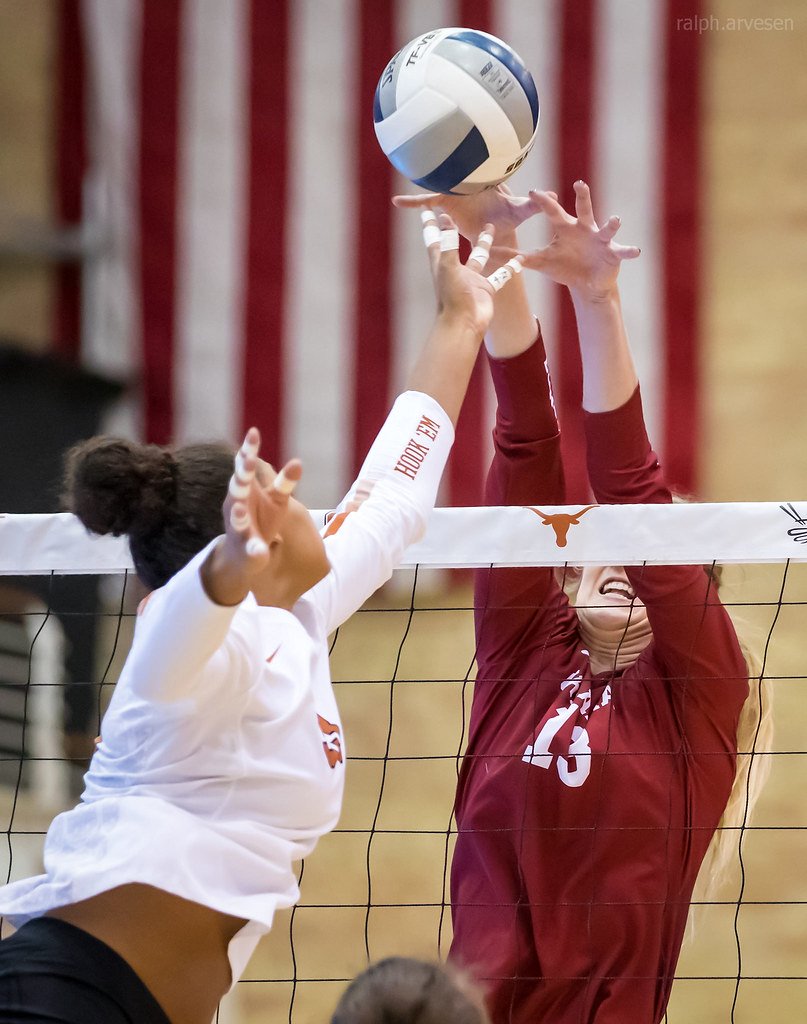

{"left": 54, "top": 0, "right": 701, "bottom": 509}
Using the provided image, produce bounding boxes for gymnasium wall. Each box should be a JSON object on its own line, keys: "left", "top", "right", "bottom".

{"left": 0, "top": 0, "right": 804, "bottom": 499}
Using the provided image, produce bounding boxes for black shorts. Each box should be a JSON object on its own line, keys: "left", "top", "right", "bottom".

{"left": 0, "top": 917, "right": 171, "bottom": 1023}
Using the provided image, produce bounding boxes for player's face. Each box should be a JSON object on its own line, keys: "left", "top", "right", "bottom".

{"left": 573, "top": 565, "right": 650, "bottom": 636}
{"left": 257, "top": 460, "right": 330, "bottom": 597}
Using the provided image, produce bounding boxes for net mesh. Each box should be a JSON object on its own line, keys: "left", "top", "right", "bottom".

{"left": 0, "top": 506, "right": 805, "bottom": 1023}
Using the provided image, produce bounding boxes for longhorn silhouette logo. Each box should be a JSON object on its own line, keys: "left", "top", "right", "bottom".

{"left": 526, "top": 505, "right": 598, "bottom": 547}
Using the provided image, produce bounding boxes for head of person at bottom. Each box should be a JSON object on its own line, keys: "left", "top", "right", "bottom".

{"left": 62, "top": 434, "right": 329, "bottom": 606}
{"left": 331, "top": 956, "right": 490, "bottom": 1024}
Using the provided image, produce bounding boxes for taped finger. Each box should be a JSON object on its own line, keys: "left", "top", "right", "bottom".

{"left": 420, "top": 210, "right": 440, "bottom": 248}
{"left": 487, "top": 257, "right": 524, "bottom": 292}
{"left": 245, "top": 537, "right": 269, "bottom": 558}
{"left": 272, "top": 468, "right": 297, "bottom": 496}
{"left": 229, "top": 433, "right": 259, "bottom": 499}
{"left": 439, "top": 226, "right": 460, "bottom": 251}
{"left": 467, "top": 230, "right": 494, "bottom": 269}
{"left": 239, "top": 432, "right": 260, "bottom": 460}
{"left": 229, "top": 503, "right": 250, "bottom": 531}
{"left": 228, "top": 475, "right": 252, "bottom": 500}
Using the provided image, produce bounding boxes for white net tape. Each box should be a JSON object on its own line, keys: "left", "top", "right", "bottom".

{"left": 2, "top": 502, "right": 807, "bottom": 574}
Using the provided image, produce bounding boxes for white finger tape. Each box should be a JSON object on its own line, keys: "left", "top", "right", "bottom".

{"left": 234, "top": 451, "right": 254, "bottom": 479}
{"left": 246, "top": 537, "right": 269, "bottom": 558}
{"left": 488, "top": 258, "right": 523, "bottom": 292}
{"left": 476, "top": 231, "right": 494, "bottom": 247}
{"left": 229, "top": 504, "right": 248, "bottom": 528}
{"left": 440, "top": 228, "right": 459, "bottom": 251}
{"left": 240, "top": 434, "right": 259, "bottom": 458}
{"left": 272, "top": 468, "right": 297, "bottom": 496}
{"left": 468, "top": 246, "right": 490, "bottom": 269}
{"left": 228, "top": 478, "right": 251, "bottom": 500}
{"left": 420, "top": 211, "right": 440, "bottom": 248}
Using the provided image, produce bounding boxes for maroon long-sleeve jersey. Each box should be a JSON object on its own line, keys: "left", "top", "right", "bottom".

{"left": 450, "top": 336, "right": 748, "bottom": 1024}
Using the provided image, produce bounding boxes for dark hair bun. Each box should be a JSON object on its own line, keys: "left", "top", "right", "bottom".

{"left": 63, "top": 437, "right": 177, "bottom": 538}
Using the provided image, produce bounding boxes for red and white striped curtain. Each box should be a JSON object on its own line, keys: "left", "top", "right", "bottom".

{"left": 54, "top": 0, "right": 702, "bottom": 509}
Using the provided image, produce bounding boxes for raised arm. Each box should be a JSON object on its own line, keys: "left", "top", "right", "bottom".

{"left": 200, "top": 431, "right": 302, "bottom": 606}
{"left": 119, "top": 437, "right": 303, "bottom": 704}
{"left": 306, "top": 214, "right": 524, "bottom": 635}
{"left": 406, "top": 211, "right": 507, "bottom": 425}
{"left": 522, "top": 183, "right": 747, "bottom": 704}
{"left": 393, "top": 187, "right": 563, "bottom": 501}
{"left": 393, "top": 184, "right": 540, "bottom": 360}
{"left": 394, "top": 186, "right": 571, "bottom": 657}
{"left": 516, "top": 180, "right": 641, "bottom": 412}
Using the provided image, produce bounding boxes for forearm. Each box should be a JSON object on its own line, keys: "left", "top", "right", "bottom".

{"left": 484, "top": 229, "right": 539, "bottom": 359}
{"left": 311, "top": 391, "right": 455, "bottom": 633}
{"left": 130, "top": 543, "right": 240, "bottom": 701}
{"left": 628, "top": 564, "right": 749, "bottom": 706}
{"left": 406, "top": 312, "right": 483, "bottom": 428}
{"left": 200, "top": 537, "right": 251, "bottom": 606}
{"left": 571, "top": 287, "right": 638, "bottom": 413}
{"left": 584, "top": 385, "right": 666, "bottom": 504}
{"left": 486, "top": 335, "right": 563, "bottom": 506}
{"left": 488, "top": 328, "right": 557, "bottom": 445}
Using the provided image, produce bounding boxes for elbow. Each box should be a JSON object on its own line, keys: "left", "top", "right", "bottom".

{"left": 376, "top": 482, "right": 431, "bottom": 545}
{"left": 372, "top": 495, "right": 429, "bottom": 566}
{"left": 399, "top": 500, "right": 430, "bottom": 549}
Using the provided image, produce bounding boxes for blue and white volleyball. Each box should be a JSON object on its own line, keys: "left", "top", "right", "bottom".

{"left": 373, "top": 28, "right": 539, "bottom": 195}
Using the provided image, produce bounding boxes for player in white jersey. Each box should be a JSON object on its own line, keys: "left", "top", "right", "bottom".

{"left": 0, "top": 214, "right": 523, "bottom": 1024}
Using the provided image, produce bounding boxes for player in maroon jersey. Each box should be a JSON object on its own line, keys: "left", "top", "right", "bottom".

{"left": 393, "top": 182, "right": 760, "bottom": 1023}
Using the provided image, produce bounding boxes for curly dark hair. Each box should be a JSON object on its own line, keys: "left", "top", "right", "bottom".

{"left": 62, "top": 436, "right": 235, "bottom": 590}
{"left": 331, "top": 957, "right": 489, "bottom": 1024}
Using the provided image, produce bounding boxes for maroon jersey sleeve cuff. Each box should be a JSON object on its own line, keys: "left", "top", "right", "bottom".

{"left": 487, "top": 325, "right": 559, "bottom": 444}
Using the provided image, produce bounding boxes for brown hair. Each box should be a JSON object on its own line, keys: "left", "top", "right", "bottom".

{"left": 331, "top": 957, "right": 490, "bottom": 1024}
{"left": 63, "top": 436, "right": 234, "bottom": 590}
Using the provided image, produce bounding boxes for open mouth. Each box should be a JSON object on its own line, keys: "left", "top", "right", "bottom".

{"left": 599, "top": 579, "right": 635, "bottom": 601}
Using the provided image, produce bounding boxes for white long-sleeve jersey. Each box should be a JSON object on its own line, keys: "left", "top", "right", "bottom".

{"left": 0, "top": 391, "right": 454, "bottom": 983}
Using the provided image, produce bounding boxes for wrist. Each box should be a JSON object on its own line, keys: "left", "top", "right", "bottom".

{"left": 435, "top": 307, "right": 486, "bottom": 341}
{"left": 570, "top": 283, "right": 621, "bottom": 310}
{"left": 201, "top": 536, "right": 254, "bottom": 606}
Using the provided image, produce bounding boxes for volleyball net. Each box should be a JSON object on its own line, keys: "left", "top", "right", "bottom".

{"left": 1, "top": 503, "right": 806, "bottom": 1024}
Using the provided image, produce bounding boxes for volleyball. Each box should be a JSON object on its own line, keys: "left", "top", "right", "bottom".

{"left": 373, "top": 27, "right": 539, "bottom": 195}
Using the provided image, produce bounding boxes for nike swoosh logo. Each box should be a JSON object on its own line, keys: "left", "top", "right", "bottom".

{"left": 266, "top": 644, "right": 282, "bottom": 664}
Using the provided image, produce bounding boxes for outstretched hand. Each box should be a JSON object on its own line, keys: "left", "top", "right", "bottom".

{"left": 394, "top": 183, "right": 556, "bottom": 258}
{"left": 422, "top": 211, "right": 523, "bottom": 336}
{"left": 504, "top": 181, "right": 641, "bottom": 300}
{"left": 406, "top": 210, "right": 524, "bottom": 428}
{"left": 202, "top": 429, "right": 303, "bottom": 605}
{"left": 220, "top": 428, "right": 301, "bottom": 577}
